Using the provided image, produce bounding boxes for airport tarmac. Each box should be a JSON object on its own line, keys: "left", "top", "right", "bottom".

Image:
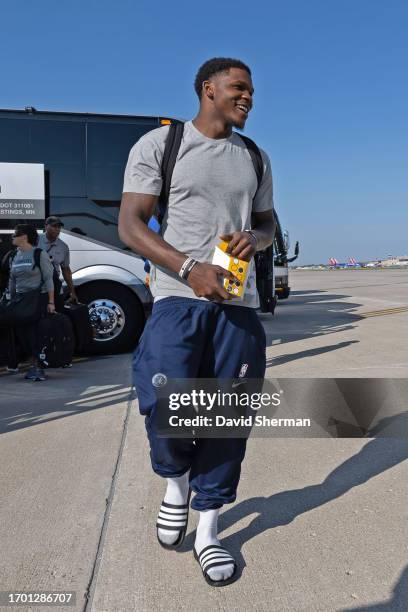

{"left": 264, "top": 269, "right": 408, "bottom": 377}
{"left": 0, "top": 269, "right": 407, "bottom": 611}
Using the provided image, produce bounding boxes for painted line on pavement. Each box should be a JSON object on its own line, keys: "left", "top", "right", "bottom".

{"left": 360, "top": 306, "right": 408, "bottom": 318}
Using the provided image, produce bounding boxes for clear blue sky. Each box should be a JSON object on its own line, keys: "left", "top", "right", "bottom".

{"left": 2, "top": 0, "right": 407, "bottom": 264}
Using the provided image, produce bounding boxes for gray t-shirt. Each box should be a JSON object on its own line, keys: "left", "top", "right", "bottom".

{"left": 37, "top": 234, "right": 70, "bottom": 276}
{"left": 9, "top": 247, "right": 54, "bottom": 296}
{"left": 123, "top": 120, "right": 274, "bottom": 308}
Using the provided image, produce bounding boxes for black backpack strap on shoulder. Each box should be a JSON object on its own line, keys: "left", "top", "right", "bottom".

{"left": 33, "top": 247, "right": 44, "bottom": 283}
{"left": 9, "top": 249, "right": 17, "bottom": 267}
{"left": 238, "top": 134, "right": 264, "bottom": 194}
{"left": 1, "top": 248, "right": 17, "bottom": 271}
{"left": 240, "top": 135, "right": 275, "bottom": 314}
{"left": 33, "top": 247, "right": 42, "bottom": 269}
{"left": 158, "top": 121, "right": 185, "bottom": 223}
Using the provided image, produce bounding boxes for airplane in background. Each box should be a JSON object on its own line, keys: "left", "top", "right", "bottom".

{"left": 328, "top": 257, "right": 362, "bottom": 268}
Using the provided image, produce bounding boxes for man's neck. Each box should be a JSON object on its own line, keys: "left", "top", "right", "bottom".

{"left": 192, "top": 112, "right": 233, "bottom": 140}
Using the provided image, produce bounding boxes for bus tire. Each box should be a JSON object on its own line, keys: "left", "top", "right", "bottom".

{"left": 76, "top": 281, "right": 145, "bottom": 354}
{"left": 278, "top": 287, "right": 291, "bottom": 300}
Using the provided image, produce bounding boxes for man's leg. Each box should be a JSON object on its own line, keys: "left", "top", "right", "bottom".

{"left": 54, "top": 291, "right": 65, "bottom": 313}
{"left": 191, "top": 304, "right": 266, "bottom": 508}
{"left": 54, "top": 277, "right": 65, "bottom": 313}
{"left": 133, "top": 297, "right": 214, "bottom": 544}
{"left": 191, "top": 305, "right": 266, "bottom": 582}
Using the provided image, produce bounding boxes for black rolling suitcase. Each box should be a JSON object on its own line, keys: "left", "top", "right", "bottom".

{"left": 37, "top": 313, "right": 75, "bottom": 368}
{"left": 63, "top": 302, "right": 93, "bottom": 353}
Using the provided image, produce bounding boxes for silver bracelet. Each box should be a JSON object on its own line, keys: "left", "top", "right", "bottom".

{"left": 245, "top": 229, "right": 259, "bottom": 250}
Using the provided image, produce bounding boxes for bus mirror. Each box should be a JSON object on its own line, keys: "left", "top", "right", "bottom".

{"left": 286, "top": 241, "right": 299, "bottom": 263}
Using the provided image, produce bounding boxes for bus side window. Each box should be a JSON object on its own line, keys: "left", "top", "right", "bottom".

{"left": 87, "top": 122, "right": 157, "bottom": 201}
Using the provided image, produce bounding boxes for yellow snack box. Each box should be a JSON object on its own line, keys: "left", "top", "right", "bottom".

{"left": 212, "top": 240, "right": 250, "bottom": 299}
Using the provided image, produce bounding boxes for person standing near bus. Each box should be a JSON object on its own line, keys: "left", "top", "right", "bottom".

{"left": 119, "top": 57, "right": 275, "bottom": 586}
{"left": 38, "top": 216, "right": 78, "bottom": 311}
{"left": 8, "top": 224, "right": 55, "bottom": 381}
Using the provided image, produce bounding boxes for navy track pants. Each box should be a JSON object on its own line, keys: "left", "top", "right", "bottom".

{"left": 132, "top": 296, "right": 266, "bottom": 511}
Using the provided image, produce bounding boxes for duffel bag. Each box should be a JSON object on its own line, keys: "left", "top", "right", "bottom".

{"left": 0, "top": 288, "right": 42, "bottom": 326}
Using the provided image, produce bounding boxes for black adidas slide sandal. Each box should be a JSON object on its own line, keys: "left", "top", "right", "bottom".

{"left": 194, "top": 544, "right": 238, "bottom": 587}
{"left": 156, "top": 489, "right": 191, "bottom": 550}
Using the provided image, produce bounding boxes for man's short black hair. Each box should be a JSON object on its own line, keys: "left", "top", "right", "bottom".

{"left": 194, "top": 57, "right": 251, "bottom": 99}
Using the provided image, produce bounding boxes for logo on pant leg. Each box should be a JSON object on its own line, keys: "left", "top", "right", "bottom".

{"left": 152, "top": 372, "right": 168, "bottom": 387}
{"left": 239, "top": 363, "right": 249, "bottom": 378}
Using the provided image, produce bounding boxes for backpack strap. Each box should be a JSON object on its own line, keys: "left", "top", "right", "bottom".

{"left": 152, "top": 122, "right": 270, "bottom": 308}
{"left": 0, "top": 249, "right": 17, "bottom": 294}
{"left": 159, "top": 123, "right": 264, "bottom": 216}
{"left": 33, "top": 247, "right": 44, "bottom": 284}
{"left": 237, "top": 134, "right": 264, "bottom": 195}
{"left": 1, "top": 248, "right": 17, "bottom": 272}
{"left": 33, "top": 247, "right": 42, "bottom": 269}
{"left": 158, "top": 121, "right": 185, "bottom": 223}
{"left": 237, "top": 136, "right": 274, "bottom": 314}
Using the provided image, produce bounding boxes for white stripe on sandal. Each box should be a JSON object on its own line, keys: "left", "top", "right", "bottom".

{"left": 194, "top": 544, "right": 238, "bottom": 586}
{"left": 156, "top": 490, "right": 191, "bottom": 549}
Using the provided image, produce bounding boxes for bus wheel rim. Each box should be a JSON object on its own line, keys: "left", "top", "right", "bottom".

{"left": 87, "top": 299, "right": 126, "bottom": 342}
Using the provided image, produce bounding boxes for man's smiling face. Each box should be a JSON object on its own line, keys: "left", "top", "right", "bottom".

{"left": 206, "top": 67, "right": 254, "bottom": 129}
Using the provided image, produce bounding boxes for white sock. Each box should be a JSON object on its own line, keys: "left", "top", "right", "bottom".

{"left": 157, "top": 472, "right": 190, "bottom": 545}
{"left": 195, "top": 509, "right": 235, "bottom": 582}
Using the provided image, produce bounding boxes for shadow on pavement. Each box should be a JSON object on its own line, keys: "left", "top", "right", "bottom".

{"left": 0, "top": 355, "right": 133, "bottom": 435}
{"left": 182, "top": 425, "right": 408, "bottom": 602}
{"left": 266, "top": 340, "right": 359, "bottom": 367}
{"left": 290, "top": 290, "right": 328, "bottom": 295}
{"left": 262, "top": 289, "right": 364, "bottom": 349}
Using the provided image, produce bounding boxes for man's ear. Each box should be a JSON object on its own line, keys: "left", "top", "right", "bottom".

{"left": 203, "top": 80, "right": 215, "bottom": 100}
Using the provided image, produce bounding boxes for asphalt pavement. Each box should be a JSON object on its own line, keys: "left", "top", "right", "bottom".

{"left": 263, "top": 269, "right": 408, "bottom": 377}
{"left": 0, "top": 270, "right": 407, "bottom": 611}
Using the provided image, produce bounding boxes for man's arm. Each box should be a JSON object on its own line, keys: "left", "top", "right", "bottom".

{"left": 61, "top": 266, "right": 78, "bottom": 302}
{"left": 251, "top": 209, "right": 276, "bottom": 249}
{"left": 119, "top": 192, "right": 188, "bottom": 274}
{"left": 118, "top": 192, "right": 235, "bottom": 302}
{"left": 219, "top": 210, "right": 276, "bottom": 260}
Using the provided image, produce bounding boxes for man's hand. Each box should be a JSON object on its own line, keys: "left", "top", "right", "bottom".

{"left": 61, "top": 267, "right": 79, "bottom": 304}
{"left": 219, "top": 231, "right": 257, "bottom": 261}
{"left": 187, "top": 263, "right": 236, "bottom": 302}
{"left": 67, "top": 292, "right": 79, "bottom": 304}
{"left": 47, "top": 303, "right": 56, "bottom": 314}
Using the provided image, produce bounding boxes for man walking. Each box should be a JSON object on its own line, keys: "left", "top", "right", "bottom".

{"left": 38, "top": 216, "right": 78, "bottom": 311}
{"left": 119, "top": 57, "right": 275, "bottom": 586}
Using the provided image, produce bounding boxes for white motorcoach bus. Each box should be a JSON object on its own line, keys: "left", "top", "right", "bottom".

{"left": 0, "top": 108, "right": 298, "bottom": 354}
{"left": 273, "top": 214, "right": 299, "bottom": 300}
